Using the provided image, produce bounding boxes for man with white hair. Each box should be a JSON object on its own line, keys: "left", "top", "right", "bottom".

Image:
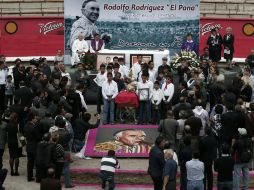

{"left": 71, "top": 33, "right": 89, "bottom": 66}
{"left": 162, "top": 149, "right": 177, "bottom": 190}
{"left": 70, "top": 0, "right": 100, "bottom": 47}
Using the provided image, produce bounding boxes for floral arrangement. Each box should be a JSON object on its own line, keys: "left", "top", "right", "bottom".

{"left": 81, "top": 53, "right": 97, "bottom": 71}
{"left": 170, "top": 50, "right": 200, "bottom": 70}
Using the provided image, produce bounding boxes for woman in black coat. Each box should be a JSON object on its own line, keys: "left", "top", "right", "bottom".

{"left": 7, "top": 112, "right": 22, "bottom": 176}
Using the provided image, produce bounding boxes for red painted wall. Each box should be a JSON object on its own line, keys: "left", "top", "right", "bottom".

{"left": 0, "top": 17, "right": 64, "bottom": 57}
{"left": 200, "top": 18, "right": 254, "bottom": 58}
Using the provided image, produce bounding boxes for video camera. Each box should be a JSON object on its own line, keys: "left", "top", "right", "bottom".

{"left": 29, "top": 57, "right": 44, "bottom": 68}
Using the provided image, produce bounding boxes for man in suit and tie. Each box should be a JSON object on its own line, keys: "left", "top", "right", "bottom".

{"left": 148, "top": 136, "right": 166, "bottom": 190}
{"left": 14, "top": 81, "right": 33, "bottom": 108}
{"left": 40, "top": 168, "right": 61, "bottom": 190}
{"left": 199, "top": 127, "right": 217, "bottom": 190}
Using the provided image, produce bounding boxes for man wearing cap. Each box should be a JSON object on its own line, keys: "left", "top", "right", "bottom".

{"left": 70, "top": 0, "right": 100, "bottom": 48}
{"left": 71, "top": 33, "right": 89, "bottom": 66}
{"left": 158, "top": 57, "right": 171, "bottom": 76}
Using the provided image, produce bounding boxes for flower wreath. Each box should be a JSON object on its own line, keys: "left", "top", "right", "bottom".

{"left": 170, "top": 50, "right": 200, "bottom": 70}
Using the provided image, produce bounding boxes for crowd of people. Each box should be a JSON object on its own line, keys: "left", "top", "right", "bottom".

{"left": 0, "top": 28, "right": 253, "bottom": 190}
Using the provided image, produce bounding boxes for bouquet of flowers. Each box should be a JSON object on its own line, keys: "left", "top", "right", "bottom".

{"left": 170, "top": 50, "right": 200, "bottom": 70}
{"left": 81, "top": 53, "right": 97, "bottom": 71}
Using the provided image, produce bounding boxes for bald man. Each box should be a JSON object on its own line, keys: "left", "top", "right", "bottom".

{"left": 163, "top": 149, "right": 177, "bottom": 190}
{"left": 70, "top": 0, "right": 100, "bottom": 48}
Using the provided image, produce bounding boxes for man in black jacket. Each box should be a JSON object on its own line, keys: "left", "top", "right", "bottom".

{"left": 73, "top": 112, "right": 100, "bottom": 152}
{"left": 214, "top": 144, "right": 234, "bottom": 190}
{"left": 54, "top": 116, "right": 74, "bottom": 188}
{"left": 178, "top": 136, "right": 192, "bottom": 190}
{"left": 36, "top": 133, "right": 56, "bottom": 183}
{"left": 24, "top": 111, "right": 40, "bottom": 182}
{"left": 148, "top": 136, "right": 166, "bottom": 190}
{"left": 199, "top": 127, "right": 217, "bottom": 190}
{"left": 14, "top": 81, "right": 33, "bottom": 108}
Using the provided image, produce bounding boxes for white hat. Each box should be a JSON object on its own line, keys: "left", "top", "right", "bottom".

{"left": 238, "top": 128, "right": 247, "bottom": 136}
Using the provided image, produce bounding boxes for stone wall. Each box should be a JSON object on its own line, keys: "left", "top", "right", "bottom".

{"left": 0, "top": 0, "right": 254, "bottom": 17}
{"left": 0, "top": 0, "right": 64, "bottom": 16}
{"left": 200, "top": 0, "right": 254, "bottom": 18}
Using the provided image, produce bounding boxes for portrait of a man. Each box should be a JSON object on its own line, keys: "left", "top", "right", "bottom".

{"left": 94, "top": 129, "right": 152, "bottom": 154}
{"left": 69, "top": 0, "right": 100, "bottom": 48}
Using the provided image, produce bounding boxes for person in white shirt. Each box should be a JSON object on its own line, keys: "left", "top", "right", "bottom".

{"left": 89, "top": 33, "right": 105, "bottom": 53}
{"left": 118, "top": 57, "right": 128, "bottom": 78}
{"left": 95, "top": 64, "right": 107, "bottom": 114}
{"left": 132, "top": 54, "right": 143, "bottom": 82}
{"left": 102, "top": 72, "right": 118, "bottom": 124}
{"left": 59, "top": 63, "right": 72, "bottom": 87}
{"left": 161, "top": 75, "right": 175, "bottom": 119}
{"left": 192, "top": 100, "right": 209, "bottom": 136}
{"left": 137, "top": 73, "right": 152, "bottom": 125}
{"left": 112, "top": 63, "right": 123, "bottom": 79}
{"left": 151, "top": 81, "right": 165, "bottom": 124}
{"left": 186, "top": 152, "right": 204, "bottom": 190}
{"left": 148, "top": 61, "right": 157, "bottom": 82}
{"left": 0, "top": 60, "right": 8, "bottom": 111}
{"left": 54, "top": 49, "right": 64, "bottom": 63}
{"left": 71, "top": 33, "right": 89, "bottom": 66}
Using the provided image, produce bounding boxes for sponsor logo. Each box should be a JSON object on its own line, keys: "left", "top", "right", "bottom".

{"left": 200, "top": 22, "right": 222, "bottom": 36}
{"left": 39, "top": 21, "right": 63, "bottom": 35}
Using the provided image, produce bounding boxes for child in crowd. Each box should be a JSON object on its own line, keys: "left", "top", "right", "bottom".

{"left": 5, "top": 75, "right": 15, "bottom": 106}
{"left": 151, "top": 81, "right": 165, "bottom": 124}
{"left": 99, "top": 150, "right": 120, "bottom": 190}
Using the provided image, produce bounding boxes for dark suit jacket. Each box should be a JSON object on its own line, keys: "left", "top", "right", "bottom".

{"left": 185, "top": 116, "right": 202, "bottom": 136}
{"left": 40, "top": 178, "right": 62, "bottom": 190}
{"left": 221, "top": 111, "right": 240, "bottom": 144}
{"left": 59, "top": 96, "right": 72, "bottom": 113}
{"left": 148, "top": 145, "right": 165, "bottom": 178}
{"left": 15, "top": 86, "right": 34, "bottom": 108}
{"left": 24, "top": 122, "right": 40, "bottom": 153}
{"left": 73, "top": 118, "right": 100, "bottom": 141}
{"left": 199, "top": 135, "right": 217, "bottom": 163}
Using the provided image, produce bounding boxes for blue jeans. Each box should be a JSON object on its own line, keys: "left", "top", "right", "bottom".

{"left": 187, "top": 180, "right": 204, "bottom": 190}
{"left": 233, "top": 163, "right": 249, "bottom": 190}
{"left": 63, "top": 161, "right": 71, "bottom": 187}
{"left": 103, "top": 98, "right": 115, "bottom": 124}
{"left": 217, "top": 181, "right": 233, "bottom": 190}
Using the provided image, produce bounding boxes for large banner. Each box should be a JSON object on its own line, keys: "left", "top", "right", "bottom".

{"left": 0, "top": 17, "right": 64, "bottom": 57}
{"left": 64, "top": 0, "right": 200, "bottom": 61}
{"left": 200, "top": 18, "right": 254, "bottom": 58}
